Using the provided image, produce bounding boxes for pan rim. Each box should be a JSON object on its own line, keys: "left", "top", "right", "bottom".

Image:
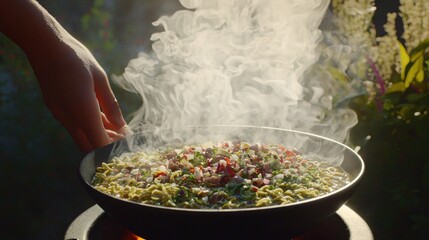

{"left": 80, "top": 124, "right": 364, "bottom": 213}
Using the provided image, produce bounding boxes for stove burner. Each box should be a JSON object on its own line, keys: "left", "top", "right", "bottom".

{"left": 65, "top": 205, "right": 372, "bottom": 240}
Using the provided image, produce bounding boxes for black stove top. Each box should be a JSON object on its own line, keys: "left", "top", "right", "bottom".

{"left": 65, "top": 205, "right": 372, "bottom": 240}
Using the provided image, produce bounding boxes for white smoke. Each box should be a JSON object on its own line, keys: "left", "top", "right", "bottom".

{"left": 114, "top": 0, "right": 358, "bottom": 146}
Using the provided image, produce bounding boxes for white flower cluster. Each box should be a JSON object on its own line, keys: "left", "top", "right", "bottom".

{"left": 400, "top": 0, "right": 429, "bottom": 50}
{"left": 375, "top": 12, "right": 400, "bottom": 87}
{"left": 332, "top": 0, "right": 429, "bottom": 95}
{"left": 331, "top": 0, "right": 376, "bottom": 52}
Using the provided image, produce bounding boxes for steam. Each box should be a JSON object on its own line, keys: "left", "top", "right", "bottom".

{"left": 113, "top": 0, "right": 358, "bottom": 158}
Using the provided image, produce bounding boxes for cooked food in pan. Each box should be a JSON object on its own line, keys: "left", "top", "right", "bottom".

{"left": 92, "top": 141, "right": 350, "bottom": 209}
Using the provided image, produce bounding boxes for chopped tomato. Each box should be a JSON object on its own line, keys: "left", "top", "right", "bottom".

{"left": 154, "top": 171, "right": 166, "bottom": 178}
{"left": 285, "top": 150, "right": 296, "bottom": 157}
{"left": 216, "top": 157, "right": 236, "bottom": 177}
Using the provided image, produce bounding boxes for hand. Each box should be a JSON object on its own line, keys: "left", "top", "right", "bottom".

{"left": 0, "top": 0, "right": 127, "bottom": 152}
{"left": 27, "top": 36, "right": 127, "bottom": 152}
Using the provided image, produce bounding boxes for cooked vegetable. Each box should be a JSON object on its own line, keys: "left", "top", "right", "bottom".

{"left": 92, "top": 141, "right": 350, "bottom": 209}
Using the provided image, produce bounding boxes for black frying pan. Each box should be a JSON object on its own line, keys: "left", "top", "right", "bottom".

{"left": 79, "top": 125, "right": 364, "bottom": 239}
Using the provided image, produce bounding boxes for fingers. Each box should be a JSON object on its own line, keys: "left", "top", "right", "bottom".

{"left": 55, "top": 71, "right": 126, "bottom": 153}
{"left": 68, "top": 127, "right": 93, "bottom": 152}
{"left": 57, "top": 107, "right": 122, "bottom": 152}
{"left": 74, "top": 91, "right": 113, "bottom": 151}
{"left": 50, "top": 89, "right": 113, "bottom": 152}
{"left": 106, "top": 129, "right": 125, "bottom": 142}
{"left": 71, "top": 115, "right": 111, "bottom": 152}
{"left": 93, "top": 66, "right": 127, "bottom": 131}
{"left": 101, "top": 111, "right": 117, "bottom": 131}
{"left": 51, "top": 107, "right": 96, "bottom": 152}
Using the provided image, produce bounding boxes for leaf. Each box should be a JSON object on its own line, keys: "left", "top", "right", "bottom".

{"left": 416, "top": 67, "right": 424, "bottom": 82}
{"left": 327, "top": 66, "right": 349, "bottom": 83}
{"left": 404, "top": 56, "right": 425, "bottom": 87}
{"left": 406, "top": 92, "right": 429, "bottom": 103}
{"left": 405, "top": 38, "right": 429, "bottom": 84}
{"left": 398, "top": 103, "right": 417, "bottom": 118}
{"left": 387, "top": 82, "right": 405, "bottom": 93}
{"left": 334, "top": 92, "right": 366, "bottom": 108}
{"left": 409, "top": 38, "right": 429, "bottom": 60}
{"left": 410, "top": 49, "right": 425, "bottom": 62}
{"left": 397, "top": 40, "right": 410, "bottom": 80}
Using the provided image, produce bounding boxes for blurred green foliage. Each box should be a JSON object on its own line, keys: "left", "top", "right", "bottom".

{"left": 348, "top": 98, "right": 429, "bottom": 239}
{"left": 347, "top": 38, "right": 429, "bottom": 240}
{"left": 81, "top": 0, "right": 117, "bottom": 52}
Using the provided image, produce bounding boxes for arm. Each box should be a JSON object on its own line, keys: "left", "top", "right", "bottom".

{"left": 0, "top": 0, "right": 127, "bottom": 152}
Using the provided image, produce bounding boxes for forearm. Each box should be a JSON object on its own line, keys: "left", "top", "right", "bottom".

{"left": 0, "top": 0, "right": 127, "bottom": 152}
{"left": 0, "top": 0, "right": 71, "bottom": 56}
